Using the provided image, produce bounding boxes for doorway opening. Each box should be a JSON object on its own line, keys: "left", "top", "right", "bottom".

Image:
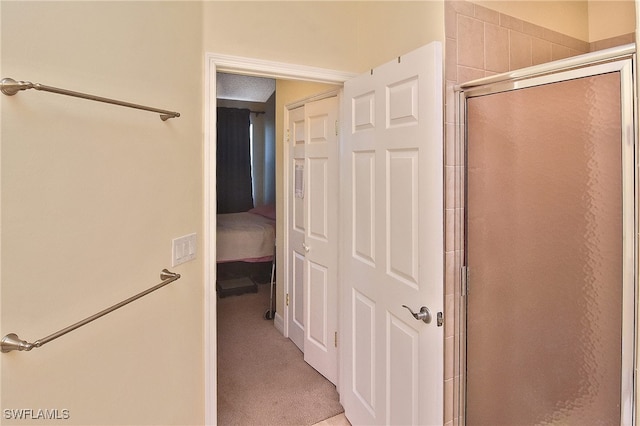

{"left": 215, "top": 73, "right": 276, "bottom": 293}
{"left": 203, "top": 53, "right": 354, "bottom": 424}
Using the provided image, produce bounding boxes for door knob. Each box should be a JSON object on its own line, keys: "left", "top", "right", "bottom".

{"left": 302, "top": 243, "right": 310, "bottom": 253}
{"left": 402, "top": 305, "right": 432, "bottom": 324}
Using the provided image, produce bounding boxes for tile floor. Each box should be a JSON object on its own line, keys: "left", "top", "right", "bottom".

{"left": 312, "top": 413, "right": 351, "bottom": 426}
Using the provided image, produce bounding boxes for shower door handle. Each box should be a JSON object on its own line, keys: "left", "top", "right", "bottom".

{"left": 402, "top": 305, "right": 432, "bottom": 324}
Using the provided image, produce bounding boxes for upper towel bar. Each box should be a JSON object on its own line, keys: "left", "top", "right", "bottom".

{"left": 0, "top": 269, "right": 181, "bottom": 353}
{"left": 0, "top": 77, "right": 180, "bottom": 121}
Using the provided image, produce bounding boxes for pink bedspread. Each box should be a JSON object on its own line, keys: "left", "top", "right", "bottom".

{"left": 216, "top": 212, "right": 275, "bottom": 263}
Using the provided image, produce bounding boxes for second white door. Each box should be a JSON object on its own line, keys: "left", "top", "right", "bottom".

{"left": 287, "top": 94, "right": 339, "bottom": 384}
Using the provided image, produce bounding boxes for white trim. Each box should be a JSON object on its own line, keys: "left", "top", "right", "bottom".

{"left": 274, "top": 312, "right": 285, "bottom": 335}
{"left": 203, "top": 54, "right": 217, "bottom": 426}
{"left": 285, "top": 88, "right": 342, "bottom": 110}
{"left": 208, "top": 53, "right": 356, "bottom": 84}
{"left": 204, "top": 53, "right": 354, "bottom": 426}
{"left": 283, "top": 104, "right": 291, "bottom": 341}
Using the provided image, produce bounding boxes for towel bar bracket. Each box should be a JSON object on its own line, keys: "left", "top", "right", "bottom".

{"left": 1, "top": 269, "right": 181, "bottom": 353}
{"left": 0, "top": 78, "right": 25, "bottom": 96}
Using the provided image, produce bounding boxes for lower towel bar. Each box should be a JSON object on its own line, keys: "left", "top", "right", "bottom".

{"left": 1, "top": 269, "right": 181, "bottom": 353}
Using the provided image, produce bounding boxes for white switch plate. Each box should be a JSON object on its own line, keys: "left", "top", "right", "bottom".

{"left": 172, "top": 233, "right": 196, "bottom": 267}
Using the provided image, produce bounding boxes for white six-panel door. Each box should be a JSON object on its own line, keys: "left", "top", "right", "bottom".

{"left": 302, "top": 96, "right": 339, "bottom": 384}
{"left": 340, "top": 42, "right": 444, "bottom": 425}
{"left": 288, "top": 105, "right": 306, "bottom": 351}
{"left": 287, "top": 96, "right": 339, "bottom": 384}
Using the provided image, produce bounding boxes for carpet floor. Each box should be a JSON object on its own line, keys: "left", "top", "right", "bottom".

{"left": 217, "top": 283, "right": 344, "bottom": 425}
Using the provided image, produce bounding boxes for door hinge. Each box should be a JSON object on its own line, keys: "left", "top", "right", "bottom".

{"left": 286, "top": 128, "right": 290, "bottom": 143}
{"left": 334, "top": 331, "right": 338, "bottom": 348}
{"left": 335, "top": 120, "right": 339, "bottom": 136}
{"left": 461, "top": 266, "right": 469, "bottom": 296}
{"left": 286, "top": 293, "right": 290, "bottom": 306}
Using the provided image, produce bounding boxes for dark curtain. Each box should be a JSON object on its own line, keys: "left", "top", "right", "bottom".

{"left": 217, "top": 107, "right": 254, "bottom": 213}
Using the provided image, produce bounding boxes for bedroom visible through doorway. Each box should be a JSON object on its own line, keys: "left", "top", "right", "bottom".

{"left": 215, "top": 73, "right": 277, "bottom": 292}
{"left": 213, "top": 70, "right": 344, "bottom": 424}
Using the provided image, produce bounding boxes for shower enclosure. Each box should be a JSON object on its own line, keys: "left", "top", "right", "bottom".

{"left": 458, "top": 45, "right": 637, "bottom": 424}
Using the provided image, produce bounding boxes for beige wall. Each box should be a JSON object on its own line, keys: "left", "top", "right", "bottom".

{"left": 589, "top": 0, "right": 636, "bottom": 41}
{"left": 1, "top": 2, "right": 204, "bottom": 425}
{"left": 474, "top": 1, "right": 590, "bottom": 40}
{"left": 203, "top": 1, "right": 444, "bottom": 74}
{"left": 354, "top": 1, "right": 445, "bottom": 70}
{"left": 203, "top": 1, "right": 361, "bottom": 72}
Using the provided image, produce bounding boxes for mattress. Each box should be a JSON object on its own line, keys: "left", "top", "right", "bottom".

{"left": 216, "top": 211, "right": 276, "bottom": 263}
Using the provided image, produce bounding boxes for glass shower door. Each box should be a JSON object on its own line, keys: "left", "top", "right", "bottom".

{"left": 465, "top": 65, "right": 634, "bottom": 425}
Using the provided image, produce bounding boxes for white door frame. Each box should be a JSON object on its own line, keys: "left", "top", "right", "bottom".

{"left": 203, "top": 52, "right": 355, "bottom": 425}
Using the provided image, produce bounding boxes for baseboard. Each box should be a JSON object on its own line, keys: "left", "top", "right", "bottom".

{"left": 274, "top": 312, "right": 285, "bottom": 336}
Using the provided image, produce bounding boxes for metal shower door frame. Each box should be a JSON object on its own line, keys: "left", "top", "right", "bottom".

{"left": 455, "top": 44, "right": 637, "bottom": 425}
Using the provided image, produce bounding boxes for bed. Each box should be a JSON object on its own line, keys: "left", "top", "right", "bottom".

{"left": 216, "top": 205, "right": 276, "bottom": 296}
{"left": 216, "top": 205, "right": 276, "bottom": 263}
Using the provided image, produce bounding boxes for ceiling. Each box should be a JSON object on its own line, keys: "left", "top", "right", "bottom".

{"left": 216, "top": 73, "right": 275, "bottom": 103}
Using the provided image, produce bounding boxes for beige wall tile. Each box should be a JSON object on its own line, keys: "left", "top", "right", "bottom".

{"left": 446, "top": 294, "right": 455, "bottom": 338}
{"left": 458, "top": 65, "right": 485, "bottom": 84}
{"left": 454, "top": 207, "right": 463, "bottom": 250}
{"left": 458, "top": 15, "right": 485, "bottom": 68}
{"left": 500, "top": 13, "right": 523, "bottom": 32}
{"left": 522, "top": 21, "right": 545, "bottom": 39}
{"left": 532, "top": 37, "right": 552, "bottom": 65}
{"left": 485, "top": 23, "right": 509, "bottom": 72}
{"left": 446, "top": 83, "right": 456, "bottom": 123}
{"left": 562, "top": 34, "right": 589, "bottom": 52}
{"left": 446, "top": 166, "right": 456, "bottom": 209}
{"left": 449, "top": 0, "right": 475, "bottom": 18}
{"left": 444, "top": 378, "right": 454, "bottom": 423}
{"left": 445, "top": 123, "right": 457, "bottom": 165}
{"left": 453, "top": 376, "right": 461, "bottom": 419}
{"left": 474, "top": 4, "right": 499, "bottom": 25}
{"left": 446, "top": 250, "right": 455, "bottom": 295}
{"left": 551, "top": 43, "right": 571, "bottom": 61}
{"left": 445, "top": 336, "right": 455, "bottom": 380}
{"left": 446, "top": 2, "right": 458, "bottom": 39}
{"left": 543, "top": 27, "right": 564, "bottom": 44}
{"left": 446, "top": 208, "right": 456, "bottom": 252}
{"left": 453, "top": 315, "right": 462, "bottom": 373}
{"left": 446, "top": 38, "right": 458, "bottom": 81}
{"left": 590, "top": 33, "right": 635, "bottom": 52}
{"left": 509, "top": 30, "right": 532, "bottom": 70}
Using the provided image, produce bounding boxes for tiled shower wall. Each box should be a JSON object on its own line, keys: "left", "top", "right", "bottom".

{"left": 443, "top": 1, "right": 634, "bottom": 424}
